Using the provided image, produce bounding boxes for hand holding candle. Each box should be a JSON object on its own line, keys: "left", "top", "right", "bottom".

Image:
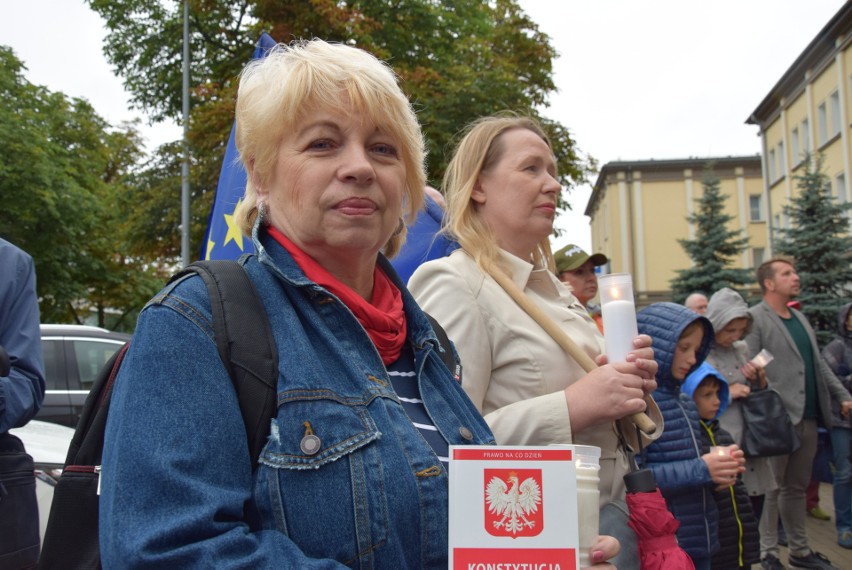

{"left": 599, "top": 274, "right": 656, "bottom": 434}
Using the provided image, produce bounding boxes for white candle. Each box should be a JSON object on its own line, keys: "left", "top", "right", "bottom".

{"left": 598, "top": 273, "right": 638, "bottom": 364}
{"left": 574, "top": 446, "right": 601, "bottom": 568}
{"left": 750, "top": 349, "right": 775, "bottom": 368}
{"left": 601, "top": 300, "right": 638, "bottom": 364}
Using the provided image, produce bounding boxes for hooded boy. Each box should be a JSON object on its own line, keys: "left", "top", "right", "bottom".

{"left": 684, "top": 362, "right": 760, "bottom": 570}
{"left": 636, "top": 302, "right": 743, "bottom": 570}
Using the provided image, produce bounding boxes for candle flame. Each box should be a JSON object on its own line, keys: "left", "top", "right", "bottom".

{"left": 609, "top": 286, "right": 622, "bottom": 300}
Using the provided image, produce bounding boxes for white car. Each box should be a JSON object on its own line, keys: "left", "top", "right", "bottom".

{"left": 9, "top": 420, "right": 75, "bottom": 543}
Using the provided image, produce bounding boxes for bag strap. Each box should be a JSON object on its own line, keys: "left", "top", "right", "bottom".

{"left": 172, "top": 259, "right": 278, "bottom": 466}
{"left": 483, "top": 264, "right": 657, "bottom": 436}
{"left": 424, "top": 313, "right": 460, "bottom": 381}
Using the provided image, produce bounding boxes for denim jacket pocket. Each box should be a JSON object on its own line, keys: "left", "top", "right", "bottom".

{"left": 255, "top": 393, "right": 390, "bottom": 564}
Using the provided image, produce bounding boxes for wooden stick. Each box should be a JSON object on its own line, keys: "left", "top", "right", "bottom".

{"left": 488, "top": 267, "right": 656, "bottom": 435}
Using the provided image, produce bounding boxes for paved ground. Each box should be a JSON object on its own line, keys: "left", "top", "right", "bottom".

{"left": 775, "top": 483, "right": 852, "bottom": 568}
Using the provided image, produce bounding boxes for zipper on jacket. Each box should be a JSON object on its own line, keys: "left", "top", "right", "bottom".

{"left": 701, "top": 421, "right": 746, "bottom": 566}
{"left": 678, "top": 398, "right": 712, "bottom": 551}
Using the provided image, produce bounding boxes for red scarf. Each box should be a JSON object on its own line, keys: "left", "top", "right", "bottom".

{"left": 267, "top": 227, "right": 407, "bottom": 365}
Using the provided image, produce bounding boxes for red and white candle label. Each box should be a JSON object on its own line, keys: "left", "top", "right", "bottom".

{"left": 449, "top": 446, "right": 580, "bottom": 570}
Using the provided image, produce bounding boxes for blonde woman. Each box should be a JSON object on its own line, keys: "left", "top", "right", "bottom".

{"left": 409, "top": 115, "right": 659, "bottom": 567}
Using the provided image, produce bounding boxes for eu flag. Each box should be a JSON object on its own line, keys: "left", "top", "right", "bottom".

{"left": 202, "top": 32, "right": 278, "bottom": 260}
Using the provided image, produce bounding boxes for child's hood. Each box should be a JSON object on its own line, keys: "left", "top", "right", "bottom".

{"left": 705, "top": 287, "right": 752, "bottom": 337}
{"left": 682, "top": 361, "right": 731, "bottom": 418}
{"left": 636, "top": 302, "right": 714, "bottom": 390}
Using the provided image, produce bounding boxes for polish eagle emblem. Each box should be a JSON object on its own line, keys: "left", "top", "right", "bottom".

{"left": 485, "top": 470, "right": 543, "bottom": 537}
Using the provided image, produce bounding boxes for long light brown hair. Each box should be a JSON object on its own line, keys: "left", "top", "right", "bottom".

{"left": 443, "top": 113, "right": 556, "bottom": 275}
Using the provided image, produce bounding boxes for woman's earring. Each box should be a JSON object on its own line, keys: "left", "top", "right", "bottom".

{"left": 257, "top": 201, "right": 268, "bottom": 225}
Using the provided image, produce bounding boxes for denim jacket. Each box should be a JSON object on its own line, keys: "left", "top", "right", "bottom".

{"left": 100, "top": 228, "right": 494, "bottom": 569}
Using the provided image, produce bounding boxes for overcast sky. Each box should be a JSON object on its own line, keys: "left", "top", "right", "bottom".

{"left": 1, "top": 0, "right": 846, "bottom": 252}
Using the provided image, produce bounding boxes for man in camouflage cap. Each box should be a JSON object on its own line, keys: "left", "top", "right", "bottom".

{"left": 554, "top": 243, "right": 608, "bottom": 332}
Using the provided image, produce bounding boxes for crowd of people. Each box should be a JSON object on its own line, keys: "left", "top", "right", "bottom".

{"left": 4, "top": 38, "right": 852, "bottom": 570}
{"left": 676, "top": 260, "right": 852, "bottom": 570}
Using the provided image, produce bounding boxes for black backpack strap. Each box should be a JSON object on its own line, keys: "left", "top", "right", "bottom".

{"left": 425, "top": 313, "right": 461, "bottom": 382}
{"left": 175, "top": 260, "right": 278, "bottom": 466}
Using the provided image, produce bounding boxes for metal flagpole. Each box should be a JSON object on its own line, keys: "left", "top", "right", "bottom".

{"left": 181, "top": 0, "right": 190, "bottom": 267}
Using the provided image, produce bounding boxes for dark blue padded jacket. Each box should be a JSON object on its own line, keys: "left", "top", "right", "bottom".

{"left": 636, "top": 302, "right": 718, "bottom": 560}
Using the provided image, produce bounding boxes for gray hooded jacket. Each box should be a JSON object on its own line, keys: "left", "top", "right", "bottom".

{"left": 705, "top": 288, "right": 777, "bottom": 497}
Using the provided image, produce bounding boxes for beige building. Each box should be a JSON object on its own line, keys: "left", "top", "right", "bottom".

{"left": 584, "top": 3, "right": 852, "bottom": 304}
{"left": 747, "top": 2, "right": 852, "bottom": 251}
{"left": 585, "top": 156, "right": 765, "bottom": 304}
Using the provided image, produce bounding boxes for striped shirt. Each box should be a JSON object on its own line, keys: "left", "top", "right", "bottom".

{"left": 387, "top": 345, "right": 449, "bottom": 466}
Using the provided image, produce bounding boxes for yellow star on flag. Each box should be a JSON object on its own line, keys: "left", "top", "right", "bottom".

{"left": 223, "top": 200, "right": 245, "bottom": 251}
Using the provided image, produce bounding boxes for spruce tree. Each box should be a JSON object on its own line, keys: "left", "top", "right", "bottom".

{"left": 670, "top": 164, "right": 753, "bottom": 303}
{"left": 776, "top": 154, "right": 852, "bottom": 347}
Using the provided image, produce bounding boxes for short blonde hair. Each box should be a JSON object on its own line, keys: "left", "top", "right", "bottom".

{"left": 233, "top": 39, "right": 425, "bottom": 258}
{"left": 443, "top": 113, "right": 556, "bottom": 274}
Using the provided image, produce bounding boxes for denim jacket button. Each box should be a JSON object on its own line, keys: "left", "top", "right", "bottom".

{"left": 459, "top": 427, "right": 473, "bottom": 441}
{"left": 300, "top": 434, "right": 322, "bottom": 455}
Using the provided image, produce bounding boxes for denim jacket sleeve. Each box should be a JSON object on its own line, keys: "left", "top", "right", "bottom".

{"left": 99, "top": 294, "right": 347, "bottom": 569}
{"left": 0, "top": 242, "right": 45, "bottom": 432}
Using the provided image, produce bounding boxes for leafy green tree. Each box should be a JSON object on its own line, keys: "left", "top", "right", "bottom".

{"left": 669, "top": 164, "right": 752, "bottom": 302}
{"left": 776, "top": 154, "right": 852, "bottom": 347}
{"left": 87, "top": 0, "right": 594, "bottom": 257}
{"left": 0, "top": 46, "right": 164, "bottom": 327}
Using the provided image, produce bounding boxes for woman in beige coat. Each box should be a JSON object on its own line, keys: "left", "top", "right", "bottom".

{"left": 409, "top": 115, "right": 659, "bottom": 544}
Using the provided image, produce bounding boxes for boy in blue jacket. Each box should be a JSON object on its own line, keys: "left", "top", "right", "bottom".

{"left": 636, "top": 302, "right": 745, "bottom": 570}
{"left": 684, "top": 362, "right": 760, "bottom": 570}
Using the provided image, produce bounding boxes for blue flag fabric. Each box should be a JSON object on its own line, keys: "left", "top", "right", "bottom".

{"left": 202, "top": 32, "right": 278, "bottom": 260}
{"left": 389, "top": 195, "right": 458, "bottom": 284}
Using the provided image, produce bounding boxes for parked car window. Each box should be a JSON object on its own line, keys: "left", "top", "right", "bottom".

{"left": 72, "top": 339, "right": 124, "bottom": 390}
{"left": 40, "top": 339, "right": 66, "bottom": 390}
{"left": 38, "top": 325, "right": 131, "bottom": 427}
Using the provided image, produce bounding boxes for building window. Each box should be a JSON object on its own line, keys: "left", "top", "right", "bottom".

{"left": 818, "top": 101, "right": 828, "bottom": 145}
{"left": 778, "top": 141, "right": 786, "bottom": 174}
{"left": 837, "top": 173, "right": 848, "bottom": 203}
{"left": 768, "top": 149, "right": 776, "bottom": 181}
{"left": 791, "top": 127, "right": 800, "bottom": 164}
{"left": 802, "top": 119, "right": 811, "bottom": 152}
{"left": 753, "top": 247, "right": 765, "bottom": 268}
{"left": 830, "top": 91, "right": 841, "bottom": 137}
{"left": 749, "top": 194, "right": 764, "bottom": 221}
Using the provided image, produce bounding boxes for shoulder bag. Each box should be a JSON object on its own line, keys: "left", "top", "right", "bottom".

{"left": 740, "top": 387, "right": 801, "bottom": 457}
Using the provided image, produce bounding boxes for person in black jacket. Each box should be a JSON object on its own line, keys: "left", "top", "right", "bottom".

{"left": 685, "top": 361, "right": 760, "bottom": 570}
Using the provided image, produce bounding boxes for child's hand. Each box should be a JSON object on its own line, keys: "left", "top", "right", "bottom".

{"left": 703, "top": 448, "right": 740, "bottom": 488}
{"left": 727, "top": 444, "right": 746, "bottom": 471}
{"left": 739, "top": 362, "right": 768, "bottom": 388}
{"left": 729, "top": 383, "right": 751, "bottom": 399}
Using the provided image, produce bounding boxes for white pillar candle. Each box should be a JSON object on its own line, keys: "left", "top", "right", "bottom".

{"left": 574, "top": 445, "right": 601, "bottom": 568}
{"left": 598, "top": 273, "right": 638, "bottom": 364}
